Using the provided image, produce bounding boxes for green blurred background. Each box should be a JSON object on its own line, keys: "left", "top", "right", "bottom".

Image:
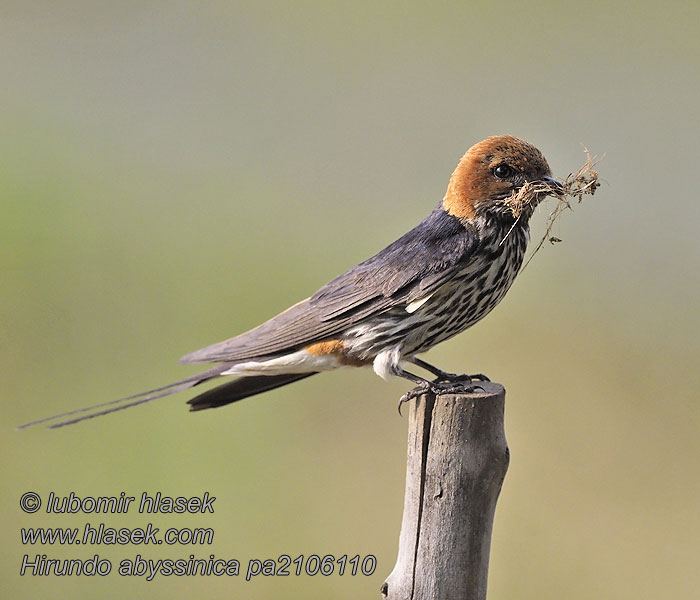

{"left": 2, "top": 1, "right": 698, "bottom": 598}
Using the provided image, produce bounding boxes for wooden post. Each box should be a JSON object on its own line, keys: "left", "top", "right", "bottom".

{"left": 381, "top": 382, "right": 509, "bottom": 600}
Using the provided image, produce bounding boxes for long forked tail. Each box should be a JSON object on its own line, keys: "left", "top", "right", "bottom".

{"left": 17, "top": 364, "right": 232, "bottom": 430}
{"left": 187, "top": 372, "right": 318, "bottom": 411}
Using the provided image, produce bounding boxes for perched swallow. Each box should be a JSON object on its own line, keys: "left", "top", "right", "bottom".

{"left": 21, "top": 135, "right": 563, "bottom": 428}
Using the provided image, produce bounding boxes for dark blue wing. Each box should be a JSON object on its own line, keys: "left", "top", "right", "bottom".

{"left": 180, "top": 208, "right": 478, "bottom": 364}
{"left": 310, "top": 208, "right": 478, "bottom": 320}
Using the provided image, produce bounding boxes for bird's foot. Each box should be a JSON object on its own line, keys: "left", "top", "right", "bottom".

{"left": 397, "top": 382, "right": 431, "bottom": 415}
{"left": 397, "top": 380, "right": 486, "bottom": 415}
{"left": 409, "top": 358, "right": 490, "bottom": 385}
{"left": 431, "top": 370, "right": 490, "bottom": 384}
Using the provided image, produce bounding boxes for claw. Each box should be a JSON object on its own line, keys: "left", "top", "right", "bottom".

{"left": 470, "top": 373, "right": 490, "bottom": 382}
{"left": 397, "top": 383, "right": 430, "bottom": 415}
{"left": 397, "top": 396, "right": 407, "bottom": 416}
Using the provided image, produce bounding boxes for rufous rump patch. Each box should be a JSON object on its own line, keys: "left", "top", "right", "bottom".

{"left": 305, "top": 340, "right": 346, "bottom": 355}
{"left": 305, "top": 340, "right": 368, "bottom": 367}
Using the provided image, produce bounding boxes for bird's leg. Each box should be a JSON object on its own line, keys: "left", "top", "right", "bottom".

{"left": 394, "top": 368, "right": 432, "bottom": 414}
{"left": 393, "top": 366, "right": 483, "bottom": 415}
{"left": 410, "top": 357, "right": 490, "bottom": 384}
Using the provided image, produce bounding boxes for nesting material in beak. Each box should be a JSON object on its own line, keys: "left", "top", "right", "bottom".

{"left": 503, "top": 148, "right": 601, "bottom": 269}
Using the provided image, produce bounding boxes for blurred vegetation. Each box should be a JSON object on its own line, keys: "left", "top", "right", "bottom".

{"left": 2, "top": 1, "right": 698, "bottom": 599}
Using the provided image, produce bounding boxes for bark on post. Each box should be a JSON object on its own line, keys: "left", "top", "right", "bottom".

{"left": 381, "top": 382, "right": 509, "bottom": 600}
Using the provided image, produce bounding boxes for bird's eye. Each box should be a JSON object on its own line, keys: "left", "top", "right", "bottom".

{"left": 492, "top": 164, "right": 512, "bottom": 179}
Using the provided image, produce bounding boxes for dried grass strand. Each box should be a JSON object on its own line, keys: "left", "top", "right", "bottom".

{"left": 502, "top": 149, "right": 600, "bottom": 271}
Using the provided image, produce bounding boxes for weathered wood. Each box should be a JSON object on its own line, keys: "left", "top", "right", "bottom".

{"left": 382, "top": 383, "right": 508, "bottom": 600}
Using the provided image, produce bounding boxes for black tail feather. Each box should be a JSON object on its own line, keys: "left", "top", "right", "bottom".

{"left": 17, "top": 364, "right": 231, "bottom": 430}
{"left": 188, "top": 372, "right": 318, "bottom": 411}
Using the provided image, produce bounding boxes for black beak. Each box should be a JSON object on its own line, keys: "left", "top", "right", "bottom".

{"left": 541, "top": 175, "right": 565, "bottom": 195}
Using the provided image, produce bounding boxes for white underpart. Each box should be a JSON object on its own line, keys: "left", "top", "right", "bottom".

{"left": 372, "top": 347, "right": 404, "bottom": 380}
{"left": 405, "top": 293, "right": 434, "bottom": 313}
{"left": 220, "top": 350, "right": 342, "bottom": 376}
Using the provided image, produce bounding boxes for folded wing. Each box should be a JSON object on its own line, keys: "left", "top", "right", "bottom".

{"left": 180, "top": 208, "right": 478, "bottom": 364}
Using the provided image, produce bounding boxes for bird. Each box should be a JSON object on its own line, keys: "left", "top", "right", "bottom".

{"left": 20, "top": 135, "right": 563, "bottom": 429}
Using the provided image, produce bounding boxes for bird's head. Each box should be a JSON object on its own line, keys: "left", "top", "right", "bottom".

{"left": 443, "top": 135, "right": 563, "bottom": 223}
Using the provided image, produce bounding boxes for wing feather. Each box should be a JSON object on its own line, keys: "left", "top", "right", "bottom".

{"left": 180, "top": 209, "right": 478, "bottom": 364}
